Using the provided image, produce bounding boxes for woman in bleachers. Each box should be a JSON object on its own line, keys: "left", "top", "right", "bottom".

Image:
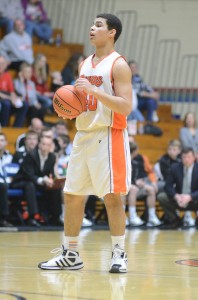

{"left": 179, "top": 112, "right": 198, "bottom": 152}
{"left": 14, "top": 62, "right": 45, "bottom": 124}
{"left": 32, "top": 53, "right": 53, "bottom": 111}
{"left": 61, "top": 53, "right": 86, "bottom": 85}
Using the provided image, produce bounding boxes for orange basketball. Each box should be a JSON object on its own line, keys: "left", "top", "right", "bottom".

{"left": 53, "top": 85, "right": 86, "bottom": 119}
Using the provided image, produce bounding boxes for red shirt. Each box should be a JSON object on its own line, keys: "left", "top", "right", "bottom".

{"left": 0, "top": 72, "right": 14, "bottom": 93}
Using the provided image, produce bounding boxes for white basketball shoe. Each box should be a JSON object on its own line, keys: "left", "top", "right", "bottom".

{"left": 109, "top": 244, "right": 128, "bottom": 273}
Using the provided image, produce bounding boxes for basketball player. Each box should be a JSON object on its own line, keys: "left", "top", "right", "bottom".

{"left": 39, "top": 13, "right": 132, "bottom": 273}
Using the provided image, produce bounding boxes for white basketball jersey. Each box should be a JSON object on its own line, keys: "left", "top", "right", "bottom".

{"left": 76, "top": 51, "right": 127, "bottom": 131}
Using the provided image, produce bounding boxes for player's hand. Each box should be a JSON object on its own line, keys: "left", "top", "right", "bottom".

{"left": 75, "top": 78, "right": 94, "bottom": 95}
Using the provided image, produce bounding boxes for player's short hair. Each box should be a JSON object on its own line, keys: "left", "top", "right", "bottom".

{"left": 96, "top": 13, "right": 122, "bottom": 42}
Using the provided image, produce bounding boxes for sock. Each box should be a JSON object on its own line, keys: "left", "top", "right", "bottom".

{"left": 111, "top": 235, "right": 125, "bottom": 251}
{"left": 129, "top": 206, "right": 137, "bottom": 219}
{"left": 148, "top": 207, "right": 156, "bottom": 219}
{"left": 63, "top": 236, "right": 79, "bottom": 251}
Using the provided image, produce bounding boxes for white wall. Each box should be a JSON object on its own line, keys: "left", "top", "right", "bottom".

{"left": 42, "top": 0, "right": 198, "bottom": 87}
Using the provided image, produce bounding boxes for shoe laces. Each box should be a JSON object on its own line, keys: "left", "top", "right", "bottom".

{"left": 50, "top": 246, "right": 65, "bottom": 258}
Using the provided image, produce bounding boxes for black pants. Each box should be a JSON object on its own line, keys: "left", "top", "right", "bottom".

{"left": 158, "top": 192, "right": 198, "bottom": 222}
{"left": 11, "top": 181, "right": 62, "bottom": 219}
{"left": 0, "top": 182, "right": 9, "bottom": 219}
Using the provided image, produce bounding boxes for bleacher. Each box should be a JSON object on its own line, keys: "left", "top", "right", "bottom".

{"left": 0, "top": 24, "right": 186, "bottom": 227}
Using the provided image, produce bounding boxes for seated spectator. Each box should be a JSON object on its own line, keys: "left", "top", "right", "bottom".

{"left": 0, "top": 133, "right": 13, "bottom": 227}
{"left": 56, "top": 134, "right": 70, "bottom": 176}
{"left": 21, "top": 0, "right": 53, "bottom": 44}
{"left": 0, "top": 0, "right": 24, "bottom": 34}
{"left": 11, "top": 135, "right": 63, "bottom": 227}
{"left": 0, "top": 55, "right": 28, "bottom": 127}
{"left": 127, "top": 88, "right": 145, "bottom": 122}
{"left": 14, "top": 62, "right": 45, "bottom": 124}
{"left": 125, "top": 141, "right": 161, "bottom": 227}
{"left": 61, "top": 53, "right": 86, "bottom": 85}
{"left": 0, "top": 18, "right": 34, "bottom": 71}
{"left": 128, "top": 60, "right": 160, "bottom": 122}
{"left": 12, "top": 130, "right": 39, "bottom": 164}
{"left": 15, "top": 117, "right": 43, "bottom": 150}
{"left": 40, "top": 126, "right": 60, "bottom": 153}
{"left": 154, "top": 139, "right": 182, "bottom": 192}
{"left": 179, "top": 112, "right": 198, "bottom": 152}
{"left": 158, "top": 147, "right": 198, "bottom": 229}
{"left": 32, "top": 53, "right": 53, "bottom": 111}
{"left": 50, "top": 71, "right": 63, "bottom": 92}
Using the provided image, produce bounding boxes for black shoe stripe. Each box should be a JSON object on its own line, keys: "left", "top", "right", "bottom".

{"left": 63, "top": 258, "right": 71, "bottom": 267}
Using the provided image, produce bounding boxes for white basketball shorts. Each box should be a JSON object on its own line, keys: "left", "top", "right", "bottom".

{"left": 64, "top": 127, "right": 131, "bottom": 198}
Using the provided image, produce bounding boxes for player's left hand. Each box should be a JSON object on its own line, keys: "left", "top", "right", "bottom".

{"left": 75, "top": 78, "right": 94, "bottom": 94}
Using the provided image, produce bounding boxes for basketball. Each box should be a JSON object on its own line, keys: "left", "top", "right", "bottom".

{"left": 53, "top": 85, "right": 86, "bottom": 119}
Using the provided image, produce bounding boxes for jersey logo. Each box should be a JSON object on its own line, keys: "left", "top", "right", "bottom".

{"left": 80, "top": 75, "right": 103, "bottom": 87}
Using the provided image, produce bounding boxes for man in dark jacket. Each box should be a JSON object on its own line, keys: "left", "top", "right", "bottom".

{"left": 158, "top": 147, "right": 198, "bottom": 228}
{"left": 11, "top": 135, "right": 62, "bottom": 227}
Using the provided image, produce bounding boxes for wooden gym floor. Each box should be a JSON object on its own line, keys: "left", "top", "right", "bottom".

{"left": 1, "top": 228, "right": 198, "bottom": 300}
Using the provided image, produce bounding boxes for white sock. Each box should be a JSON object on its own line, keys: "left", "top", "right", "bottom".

{"left": 148, "top": 207, "right": 156, "bottom": 219}
{"left": 111, "top": 235, "right": 125, "bottom": 251}
{"left": 63, "top": 236, "right": 79, "bottom": 251}
{"left": 129, "top": 206, "right": 137, "bottom": 219}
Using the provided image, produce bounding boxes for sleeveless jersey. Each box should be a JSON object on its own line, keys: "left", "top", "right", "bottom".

{"left": 76, "top": 51, "right": 127, "bottom": 131}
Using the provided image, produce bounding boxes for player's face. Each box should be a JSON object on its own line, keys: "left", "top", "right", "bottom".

{"left": 90, "top": 18, "right": 112, "bottom": 46}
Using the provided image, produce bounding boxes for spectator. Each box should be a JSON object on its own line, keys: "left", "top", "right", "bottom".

{"left": 0, "top": 55, "right": 28, "bottom": 127}
{"left": 15, "top": 117, "right": 43, "bottom": 150}
{"left": 154, "top": 139, "right": 182, "bottom": 192}
{"left": 61, "top": 53, "right": 86, "bottom": 85}
{"left": 158, "top": 147, "right": 198, "bottom": 229}
{"left": 0, "top": 0, "right": 24, "bottom": 34}
{"left": 128, "top": 60, "right": 160, "bottom": 122}
{"left": 14, "top": 62, "right": 45, "bottom": 124}
{"left": 12, "top": 130, "right": 39, "bottom": 164}
{"left": 21, "top": 0, "right": 53, "bottom": 44}
{"left": 32, "top": 53, "right": 53, "bottom": 111}
{"left": 0, "top": 132, "right": 13, "bottom": 227}
{"left": 50, "top": 71, "right": 63, "bottom": 93}
{"left": 127, "top": 88, "right": 145, "bottom": 122}
{"left": 56, "top": 134, "right": 70, "bottom": 175}
{"left": 179, "top": 112, "right": 198, "bottom": 152}
{"left": 0, "top": 18, "right": 34, "bottom": 70}
{"left": 40, "top": 126, "right": 60, "bottom": 153}
{"left": 11, "top": 135, "right": 63, "bottom": 227}
{"left": 125, "top": 141, "right": 161, "bottom": 227}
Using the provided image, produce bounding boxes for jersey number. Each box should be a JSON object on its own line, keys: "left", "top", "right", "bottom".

{"left": 85, "top": 95, "right": 97, "bottom": 111}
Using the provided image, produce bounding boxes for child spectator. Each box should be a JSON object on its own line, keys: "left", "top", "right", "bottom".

{"left": 50, "top": 71, "right": 63, "bottom": 92}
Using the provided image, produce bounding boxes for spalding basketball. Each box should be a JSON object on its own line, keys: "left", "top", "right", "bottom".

{"left": 53, "top": 85, "right": 86, "bottom": 119}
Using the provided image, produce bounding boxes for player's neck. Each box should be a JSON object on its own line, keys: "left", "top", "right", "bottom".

{"left": 95, "top": 44, "right": 114, "bottom": 60}
{"left": 94, "top": 46, "right": 115, "bottom": 61}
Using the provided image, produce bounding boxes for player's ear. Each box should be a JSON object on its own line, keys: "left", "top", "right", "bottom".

{"left": 109, "top": 28, "right": 116, "bottom": 39}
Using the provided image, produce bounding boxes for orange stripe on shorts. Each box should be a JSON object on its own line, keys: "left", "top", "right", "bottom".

{"left": 111, "top": 128, "right": 127, "bottom": 193}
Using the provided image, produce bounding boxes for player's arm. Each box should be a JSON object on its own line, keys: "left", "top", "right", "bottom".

{"left": 75, "top": 57, "right": 132, "bottom": 116}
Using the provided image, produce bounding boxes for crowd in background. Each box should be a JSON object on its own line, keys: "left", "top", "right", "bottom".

{"left": 0, "top": 1, "right": 198, "bottom": 231}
